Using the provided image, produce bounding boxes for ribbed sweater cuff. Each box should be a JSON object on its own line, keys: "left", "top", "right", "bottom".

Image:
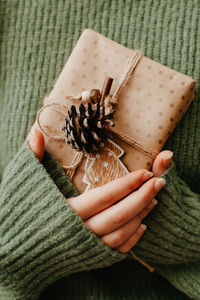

{"left": 0, "top": 142, "right": 125, "bottom": 300}
{"left": 132, "top": 160, "right": 200, "bottom": 265}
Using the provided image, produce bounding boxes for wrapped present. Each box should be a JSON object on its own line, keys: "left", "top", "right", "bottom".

{"left": 33, "top": 28, "right": 195, "bottom": 194}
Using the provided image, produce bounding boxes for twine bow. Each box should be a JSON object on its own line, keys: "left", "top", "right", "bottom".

{"left": 37, "top": 51, "right": 158, "bottom": 177}
{"left": 36, "top": 50, "right": 156, "bottom": 272}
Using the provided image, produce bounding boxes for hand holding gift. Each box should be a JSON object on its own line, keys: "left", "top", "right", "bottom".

{"left": 29, "top": 29, "right": 195, "bottom": 271}
{"left": 29, "top": 128, "right": 173, "bottom": 272}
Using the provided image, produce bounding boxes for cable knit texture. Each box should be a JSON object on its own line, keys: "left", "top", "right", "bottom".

{"left": 0, "top": 0, "right": 199, "bottom": 300}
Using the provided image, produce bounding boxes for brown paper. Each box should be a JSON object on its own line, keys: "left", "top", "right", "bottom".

{"left": 33, "top": 29, "right": 196, "bottom": 193}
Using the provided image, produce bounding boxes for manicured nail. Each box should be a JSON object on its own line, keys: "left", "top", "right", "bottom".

{"left": 162, "top": 152, "right": 173, "bottom": 169}
{"left": 147, "top": 198, "right": 158, "bottom": 209}
{"left": 152, "top": 198, "right": 158, "bottom": 205}
{"left": 154, "top": 178, "right": 166, "bottom": 191}
{"left": 143, "top": 171, "right": 153, "bottom": 181}
{"left": 29, "top": 128, "right": 36, "bottom": 146}
{"left": 137, "top": 224, "right": 147, "bottom": 234}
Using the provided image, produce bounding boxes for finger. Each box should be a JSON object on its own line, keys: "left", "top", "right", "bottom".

{"left": 29, "top": 128, "right": 45, "bottom": 161}
{"left": 85, "top": 177, "right": 165, "bottom": 235}
{"left": 117, "top": 224, "right": 147, "bottom": 253}
{"left": 138, "top": 198, "right": 158, "bottom": 219}
{"left": 67, "top": 169, "right": 153, "bottom": 220}
{"left": 152, "top": 150, "right": 173, "bottom": 177}
{"left": 101, "top": 198, "right": 157, "bottom": 248}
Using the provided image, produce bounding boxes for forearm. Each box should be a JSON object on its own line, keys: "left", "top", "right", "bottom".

{"left": 0, "top": 142, "right": 125, "bottom": 300}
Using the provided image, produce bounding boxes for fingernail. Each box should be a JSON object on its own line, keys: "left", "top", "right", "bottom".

{"left": 143, "top": 171, "right": 153, "bottom": 181}
{"left": 154, "top": 178, "right": 166, "bottom": 191}
{"left": 152, "top": 198, "right": 158, "bottom": 205}
{"left": 137, "top": 224, "right": 147, "bottom": 234}
{"left": 162, "top": 152, "right": 173, "bottom": 169}
{"left": 147, "top": 198, "right": 158, "bottom": 209}
{"left": 29, "top": 128, "right": 36, "bottom": 146}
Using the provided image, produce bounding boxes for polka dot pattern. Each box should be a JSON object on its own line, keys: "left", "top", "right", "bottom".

{"left": 49, "top": 29, "right": 196, "bottom": 176}
{"left": 114, "top": 51, "right": 195, "bottom": 154}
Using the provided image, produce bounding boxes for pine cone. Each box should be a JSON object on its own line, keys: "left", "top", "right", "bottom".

{"left": 62, "top": 102, "right": 114, "bottom": 153}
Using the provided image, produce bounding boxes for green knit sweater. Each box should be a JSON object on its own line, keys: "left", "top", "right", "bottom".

{"left": 0, "top": 0, "right": 200, "bottom": 299}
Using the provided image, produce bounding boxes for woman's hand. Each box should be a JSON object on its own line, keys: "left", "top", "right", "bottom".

{"left": 29, "top": 129, "right": 173, "bottom": 253}
{"left": 68, "top": 170, "right": 165, "bottom": 253}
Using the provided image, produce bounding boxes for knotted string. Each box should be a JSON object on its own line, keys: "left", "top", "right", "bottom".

{"left": 37, "top": 51, "right": 158, "bottom": 175}
{"left": 37, "top": 102, "right": 158, "bottom": 160}
{"left": 36, "top": 50, "right": 156, "bottom": 272}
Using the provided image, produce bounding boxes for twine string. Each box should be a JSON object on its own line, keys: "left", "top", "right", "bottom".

{"left": 63, "top": 152, "right": 84, "bottom": 178}
{"left": 112, "top": 51, "right": 144, "bottom": 100}
{"left": 37, "top": 101, "right": 158, "bottom": 160}
{"left": 37, "top": 103, "right": 68, "bottom": 140}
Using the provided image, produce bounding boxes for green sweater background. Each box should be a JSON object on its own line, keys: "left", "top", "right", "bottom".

{"left": 0, "top": 0, "right": 200, "bottom": 299}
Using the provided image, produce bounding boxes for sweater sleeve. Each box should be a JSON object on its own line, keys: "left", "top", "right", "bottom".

{"left": 157, "top": 263, "right": 200, "bottom": 300}
{"left": 0, "top": 142, "right": 126, "bottom": 300}
{"left": 131, "top": 161, "right": 200, "bottom": 299}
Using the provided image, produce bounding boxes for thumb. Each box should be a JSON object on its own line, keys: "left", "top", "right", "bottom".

{"left": 152, "top": 150, "right": 173, "bottom": 177}
{"left": 29, "top": 128, "right": 45, "bottom": 161}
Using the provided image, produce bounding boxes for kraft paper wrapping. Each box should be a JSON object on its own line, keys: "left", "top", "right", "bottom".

{"left": 33, "top": 29, "right": 196, "bottom": 193}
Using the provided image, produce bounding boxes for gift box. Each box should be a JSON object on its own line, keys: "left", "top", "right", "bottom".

{"left": 33, "top": 29, "right": 196, "bottom": 194}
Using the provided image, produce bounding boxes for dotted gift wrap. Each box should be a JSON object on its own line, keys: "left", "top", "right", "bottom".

{"left": 34, "top": 29, "right": 196, "bottom": 194}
